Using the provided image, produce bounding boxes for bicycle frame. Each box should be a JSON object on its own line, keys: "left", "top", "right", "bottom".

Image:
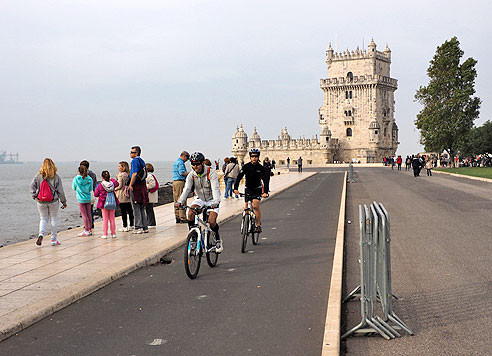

{"left": 187, "top": 206, "right": 214, "bottom": 254}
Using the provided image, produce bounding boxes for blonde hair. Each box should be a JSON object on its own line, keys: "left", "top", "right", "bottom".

{"left": 39, "top": 158, "right": 57, "bottom": 179}
{"left": 119, "top": 161, "right": 130, "bottom": 174}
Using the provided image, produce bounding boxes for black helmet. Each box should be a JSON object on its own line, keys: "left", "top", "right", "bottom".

{"left": 249, "top": 148, "right": 260, "bottom": 156}
{"left": 190, "top": 152, "right": 205, "bottom": 165}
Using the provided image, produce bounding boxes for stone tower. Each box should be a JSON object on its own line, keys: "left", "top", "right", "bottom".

{"left": 232, "top": 125, "right": 248, "bottom": 159}
{"left": 319, "top": 39, "right": 399, "bottom": 163}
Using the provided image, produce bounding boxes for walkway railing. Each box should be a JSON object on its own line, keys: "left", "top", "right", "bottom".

{"left": 342, "top": 201, "right": 413, "bottom": 340}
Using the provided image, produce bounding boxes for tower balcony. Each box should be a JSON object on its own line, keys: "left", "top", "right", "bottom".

{"left": 320, "top": 75, "right": 397, "bottom": 89}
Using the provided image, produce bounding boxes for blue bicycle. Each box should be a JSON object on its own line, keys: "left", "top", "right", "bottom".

{"left": 182, "top": 206, "right": 219, "bottom": 279}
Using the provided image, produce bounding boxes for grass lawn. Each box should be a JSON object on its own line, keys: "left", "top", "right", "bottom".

{"left": 435, "top": 167, "right": 492, "bottom": 179}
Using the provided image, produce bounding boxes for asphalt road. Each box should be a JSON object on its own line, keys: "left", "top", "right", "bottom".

{"left": 342, "top": 168, "right": 492, "bottom": 356}
{"left": 0, "top": 172, "right": 344, "bottom": 356}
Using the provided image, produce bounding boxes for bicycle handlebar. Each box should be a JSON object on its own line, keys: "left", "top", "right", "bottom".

{"left": 238, "top": 192, "right": 267, "bottom": 200}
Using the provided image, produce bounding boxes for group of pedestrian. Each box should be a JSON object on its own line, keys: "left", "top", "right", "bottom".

{"left": 31, "top": 146, "right": 159, "bottom": 246}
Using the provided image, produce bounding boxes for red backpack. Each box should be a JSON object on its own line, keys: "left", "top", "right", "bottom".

{"left": 37, "top": 179, "right": 54, "bottom": 202}
{"left": 149, "top": 173, "right": 159, "bottom": 193}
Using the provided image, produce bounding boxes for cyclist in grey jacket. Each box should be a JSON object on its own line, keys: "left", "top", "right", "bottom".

{"left": 176, "top": 152, "right": 223, "bottom": 253}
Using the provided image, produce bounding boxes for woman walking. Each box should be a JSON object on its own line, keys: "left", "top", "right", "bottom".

{"left": 72, "top": 165, "right": 94, "bottom": 236}
{"left": 94, "top": 171, "right": 119, "bottom": 239}
{"left": 31, "top": 158, "right": 67, "bottom": 246}
{"left": 115, "top": 161, "right": 134, "bottom": 232}
{"left": 145, "top": 163, "right": 159, "bottom": 228}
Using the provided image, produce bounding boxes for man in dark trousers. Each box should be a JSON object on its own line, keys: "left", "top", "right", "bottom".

{"left": 411, "top": 155, "right": 421, "bottom": 177}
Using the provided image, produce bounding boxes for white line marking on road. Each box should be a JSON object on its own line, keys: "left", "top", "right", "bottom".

{"left": 287, "top": 213, "right": 291, "bottom": 216}
{"left": 148, "top": 339, "right": 167, "bottom": 346}
{"left": 271, "top": 227, "right": 277, "bottom": 230}
{"left": 248, "top": 251, "right": 254, "bottom": 254}
{"left": 196, "top": 295, "right": 207, "bottom": 300}
{"left": 261, "top": 237, "right": 267, "bottom": 240}
{"left": 228, "top": 268, "right": 236, "bottom": 272}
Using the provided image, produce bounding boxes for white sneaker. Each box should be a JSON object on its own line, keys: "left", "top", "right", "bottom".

{"left": 215, "top": 239, "right": 223, "bottom": 254}
{"left": 100, "top": 235, "right": 107, "bottom": 239}
{"left": 118, "top": 227, "right": 127, "bottom": 232}
{"left": 111, "top": 234, "right": 117, "bottom": 239}
{"left": 132, "top": 229, "right": 143, "bottom": 234}
{"left": 77, "top": 231, "right": 87, "bottom": 237}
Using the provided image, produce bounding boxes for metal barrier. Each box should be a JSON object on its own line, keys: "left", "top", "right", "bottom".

{"left": 347, "top": 163, "right": 356, "bottom": 183}
{"left": 342, "top": 201, "right": 413, "bottom": 340}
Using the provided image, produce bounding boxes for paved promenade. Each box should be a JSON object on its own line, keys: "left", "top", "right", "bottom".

{"left": 0, "top": 172, "right": 315, "bottom": 342}
{"left": 0, "top": 172, "right": 345, "bottom": 356}
{"left": 342, "top": 167, "right": 492, "bottom": 356}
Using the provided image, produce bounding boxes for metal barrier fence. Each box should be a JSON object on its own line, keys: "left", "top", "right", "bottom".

{"left": 342, "top": 201, "right": 413, "bottom": 340}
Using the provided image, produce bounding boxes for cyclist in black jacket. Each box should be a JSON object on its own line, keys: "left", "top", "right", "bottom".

{"left": 233, "top": 148, "right": 269, "bottom": 233}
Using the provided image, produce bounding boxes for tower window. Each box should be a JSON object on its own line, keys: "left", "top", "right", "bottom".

{"left": 346, "top": 128, "right": 352, "bottom": 137}
{"left": 345, "top": 91, "right": 348, "bottom": 99}
{"left": 349, "top": 91, "right": 353, "bottom": 99}
{"left": 347, "top": 72, "right": 353, "bottom": 81}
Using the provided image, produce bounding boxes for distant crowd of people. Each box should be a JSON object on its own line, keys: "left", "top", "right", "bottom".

{"left": 30, "top": 146, "right": 159, "bottom": 246}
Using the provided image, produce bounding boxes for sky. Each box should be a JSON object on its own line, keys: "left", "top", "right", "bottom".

{"left": 1, "top": 0, "right": 491, "bottom": 162}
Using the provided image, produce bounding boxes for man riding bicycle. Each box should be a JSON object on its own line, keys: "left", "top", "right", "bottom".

{"left": 233, "top": 148, "right": 269, "bottom": 233}
{"left": 176, "top": 152, "right": 223, "bottom": 253}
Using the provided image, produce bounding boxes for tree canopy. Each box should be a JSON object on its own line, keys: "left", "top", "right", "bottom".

{"left": 414, "top": 37, "right": 480, "bottom": 162}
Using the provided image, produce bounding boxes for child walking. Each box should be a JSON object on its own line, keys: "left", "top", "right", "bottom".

{"left": 94, "top": 171, "right": 119, "bottom": 239}
{"left": 72, "top": 165, "right": 94, "bottom": 236}
{"left": 115, "top": 161, "right": 134, "bottom": 232}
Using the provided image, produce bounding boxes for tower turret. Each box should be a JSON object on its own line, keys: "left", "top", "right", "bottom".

{"left": 232, "top": 124, "right": 248, "bottom": 159}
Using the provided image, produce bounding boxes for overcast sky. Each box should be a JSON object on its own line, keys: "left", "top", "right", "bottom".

{"left": 1, "top": 0, "right": 491, "bottom": 162}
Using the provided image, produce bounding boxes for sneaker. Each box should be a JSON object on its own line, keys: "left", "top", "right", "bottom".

{"left": 118, "top": 227, "right": 129, "bottom": 232}
{"left": 77, "top": 231, "right": 91, "bottom": 237}
{"left": 100, "top": 235, "right": 107, "bottom": 239}
{"left": 143, "top": 229, "right": 149, "bottom": 233}
{"left": 215, "top": 239, "right": 223, "bottom": 254}
{"left": 87, "top": 231, "right": 93, "bottom": 236}
{"left": 36, "top": 234, "right": 43, "bottom": 246}
{"left": 111, "top": 234, "right": 117, "bottom": 239}
{"left": 51, "top": 238, "right": 60, "bottom": 246}
{"left": 176, "top": 218, "right": 181, "bottom": 223}
{"left": 132, "top": 229, "right": 143, "bottom": 234}
{"left": 255, "top": 225, "right": 262, "bottom": 233}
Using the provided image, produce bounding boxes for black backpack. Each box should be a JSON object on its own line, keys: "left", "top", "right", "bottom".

{"left": 134, "top": 158, "right": 147, "bottom": 184}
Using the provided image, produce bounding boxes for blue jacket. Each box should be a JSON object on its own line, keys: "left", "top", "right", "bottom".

{"left": 173, "top": 157, "right": 187, "bottom": 181}
{"left": 72, "top": 175, "right": 93, "bottom": 203}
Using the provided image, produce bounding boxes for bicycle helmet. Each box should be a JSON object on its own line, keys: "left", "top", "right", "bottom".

{"left": 190, "top": 152, "right": 205, "bottom": 165}
{"left": 249, "top": 148, "right": 260, "bottom": 156}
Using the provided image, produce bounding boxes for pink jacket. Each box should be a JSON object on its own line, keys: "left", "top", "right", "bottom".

{"left": 94, "top": 178, "right": 120, "bottom": 209}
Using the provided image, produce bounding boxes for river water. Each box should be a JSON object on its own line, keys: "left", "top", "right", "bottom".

{"left": 0, "top": 161, "right": 178, "bottom": 246}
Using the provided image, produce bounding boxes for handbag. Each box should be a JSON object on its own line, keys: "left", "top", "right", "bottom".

{"left": 104, "top": 191, "right": 117, "bottom": 210}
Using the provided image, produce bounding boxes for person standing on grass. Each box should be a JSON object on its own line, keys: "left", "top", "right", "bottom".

{"left": 129, "top": 146, "right": 148, "bottom": 234}
{"left": 72, "top": 165, "right": 94, "bottom": 237}
{"left": 115, "top": 161, "right": 134, "bottom": 232}
{"left": 172, "top": 151, "right": 189, "bottom": 224}
{"left": 94, "top": 170, "right": 119, "bottom": 239}
{"left": 31, "top": 158, "right": 67, "bottom": 246}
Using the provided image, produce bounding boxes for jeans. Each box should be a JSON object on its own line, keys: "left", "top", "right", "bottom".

{"left": 225, "top": 177, "right": 236, "bottom": 198}
{"left": 101, "top": 208, "right": 116, "bottom": 235}
{"left": 119, "top": 202, "right": 134, "bottom": 228}
{"left": 37, "top": 201, "right": 59, "bottom": 239}
{"left": 130, "top": 191, "right": 148, "bottom": 230}
{"left": 426, "top": 168, "right": 432, "bottom": 176}
{"left": 146, "top": 203, "right": 156, "bottom": 226}
{"left": 79, "top": 202, "right": 92, "bottom": 232}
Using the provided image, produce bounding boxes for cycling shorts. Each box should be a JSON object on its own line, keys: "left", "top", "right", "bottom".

{"left": 244, "top": 187, "right": 263, "bottom": 202}
{"left": 190, "top": 198, "right": 219, "bottom": 214}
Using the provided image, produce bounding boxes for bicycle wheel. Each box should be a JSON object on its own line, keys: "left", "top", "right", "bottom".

{"left": 251, "top": 215, "right": 259, "bottom": 245}
{"left": 206, "top": 230, "right": 219, "bottom": 267}
{"left": 184, "top": 230, "right": 201, "bottom": 279}
{"left": 241, "top": 214, "right": 249, "bottom": 253}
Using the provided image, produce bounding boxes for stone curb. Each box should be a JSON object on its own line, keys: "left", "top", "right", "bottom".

{"left": 322, "top": 171, "right": 347, "bottom": 356}
{"left": 433, "top": 169, "right": 492, "bottom": 183}
{"left": 0, "top": 172, "right": 317, "bottom": 342}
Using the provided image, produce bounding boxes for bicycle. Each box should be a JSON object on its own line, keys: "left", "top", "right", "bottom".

{"left": 180, "top": 205, "right": 219, "bottom": 279}
{"left": 238, "top": 193, "right": 262, "bottom": 253}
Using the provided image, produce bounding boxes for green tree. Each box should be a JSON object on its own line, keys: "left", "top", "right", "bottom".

{"left": 415, "top": 37, "right": 480, "bottom": 165}
{"left": 461, "top": 120, "right": 492, "bottom": 155}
